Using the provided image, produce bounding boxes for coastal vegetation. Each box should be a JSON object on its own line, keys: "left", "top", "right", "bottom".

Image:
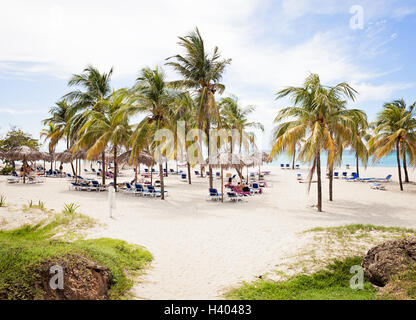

{"left": 0, "top": 202, "right": 152, "bottom": 300}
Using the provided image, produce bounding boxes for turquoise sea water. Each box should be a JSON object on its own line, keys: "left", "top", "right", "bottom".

{"left": 265, "top": 151, "right": 401, "bottom": 168}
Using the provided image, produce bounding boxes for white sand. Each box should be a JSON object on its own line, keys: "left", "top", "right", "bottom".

{"left": 1, "top": 163, "right": 416, "bottom": 299}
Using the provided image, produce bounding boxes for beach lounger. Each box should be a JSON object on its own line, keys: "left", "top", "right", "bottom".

{"left": 227, "top": 192, "right": 243, "bottom": 202}
{"left": 216, "top": 172, "right": 221, "bottom": 179}
{"left": 251, "top": 183, "right": 262, "bottom": 194}
{"left": 280, "top": 164, "right": 285, "bottom": 169}
{"left": 285, "top": 164, "right": 290, "bottom": 169}
{"left": 7, "top": 176, "right": 20, "bottom": 184}
{"left": 373, "top": 175, "right": 392, "bottom": 183}
{"left": 342, "top": 172, "right": 348, "bottom": 179}
{"left": 295, "top": 164, "right": 300, "bottom": 169}
{"left": 346, "top": 173, "right": 359, "bottom": 182}
{"left": 370, "top": 183, "right": 386, "bottom": 190}
{"left": 180, "top": 174, "right": 187, "bottom": 182}
{"left": 297, "top": 173, "right": 303, "bottom": 181}
{"left": 207, "top": 188, "right": 221, "bottom": 201}
{"left": 70, "top": 182, "right": 81, "bottom": 190}
{"left": 334, "top": 172, "right": 339, "bottom": 179}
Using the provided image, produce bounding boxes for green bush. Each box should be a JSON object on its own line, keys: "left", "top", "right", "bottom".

{"left": 0, "top": 166, "right": 13, "bottom": 175}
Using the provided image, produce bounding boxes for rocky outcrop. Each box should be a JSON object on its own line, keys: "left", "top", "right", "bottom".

{"left": 363, "top": 237, "right": 416, "bottom": 287}
{"left": 35, "top": 254, "right": 111, "bottom": 300}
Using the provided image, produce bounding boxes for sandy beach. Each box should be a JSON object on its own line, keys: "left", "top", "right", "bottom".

{"left": 1, "top": 164, "right": 416, "bottom": 299}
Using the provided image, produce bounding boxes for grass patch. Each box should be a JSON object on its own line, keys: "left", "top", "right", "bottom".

{"left": 226, "top": 257, "right": 376, "bottom": 300}
{"left": 0, "top": 203, "right": 152, "bottom": 299}
{"left": 306, "top": 224, "right": 416, "bottom": 236}
{"left": 0, "top": 195, "right": 6, "bottom": 207}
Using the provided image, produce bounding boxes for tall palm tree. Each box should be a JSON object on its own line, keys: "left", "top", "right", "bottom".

{"left": 369, "top": 100, "right": 416, "bottom": 190}
{"left": 121, "top": 67, "right": 175, "bottom": 200}
{"left": 76, "top": 90, "right": 131, "bottom": 191}
{"left": 269, "top": 74, "right": 358, "bottom": 212}
{"left": 64, "top": 65, "right": 113, "bottom": 185}
{"left": 166, "top": 27, "right": 231, "bottom": 189}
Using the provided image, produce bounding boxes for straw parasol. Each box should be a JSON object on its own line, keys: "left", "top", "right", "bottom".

{"left": 117, "top": 150, "right": 155, "bottom": 182}
{"left": 252, "top": 152, "right": 271, "bottom": 180}
{"left": 5, "top": 146, "right": 44, "bottom": 183}
{"left": 56, "top": 150, "right": 74, "bottom": 163}
{"left": 116, "top": 150, "right": 154, "bottom": 167}
{"left": 205, "top": 152, "right": 249, "bottom": 202}
{"left": 0, "top": 150, "right": 4, "bottom": 160}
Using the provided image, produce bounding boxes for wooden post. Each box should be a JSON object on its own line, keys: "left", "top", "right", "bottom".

{"left": 221, "top": 167, "right": 224, "bottom": 203}
{"left": 135, "top": 164, "right": 138, "bottom": 184}
{"left": 23, "top": 157, "right": 26, "bottom": 184}
{"left": 75, "top": 159, "right": 78, "bottom": 183}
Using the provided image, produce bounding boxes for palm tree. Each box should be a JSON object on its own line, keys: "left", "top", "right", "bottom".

{"left": 64, "top": 65, "right": 113, "bottom": 185}
{"left": 43, "top": 100, "right": 76, "bottom": 174}
{"left": 219, "top": 95, "right": 264, "bottom": 180}
{"left": 76, "top": 90, "right": 131, "bottom": 191}
{"left": 369, "top": 100, "right": 416, "bottom": 190}
{"left": 166, "top": 27, "right": 231, "bottom": 189}
{"left": 121, "top": 67, "right": 175, "bottom": 200}
{"left": 350, "top": 119, "right": 370, "bottom": 178}
{"left": 269, "top": 74, "right": 358, "bottom": 212}
{"left": 40, "top": 123, "right": 60, "bottom": 171}
{"left": 325, "top": 102, "right": 367, "bottom": 202}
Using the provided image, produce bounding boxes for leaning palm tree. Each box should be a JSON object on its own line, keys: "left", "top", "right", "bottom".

{"left": 369, "top": 100, "right": 416, "bottom": 190}
{"left": 219, "top": 95, "right": 264, "bottom": 180}
{"left": 40, "top": 123, "right": 59, "bottom": 171}
{"left": 269, "top": 74, "right": 358, "bottom": 212}
{"left": 166, "top": 27, "right": 231, "bottom": 189}
{"left": 64, "top": 65, "right": 113, "bottom": 185}
{"left": 43, "top": 100, "right": 76, "bottom": 174}
{"left": 350, "top": 118, "right": 371, "bottom": 178}
{"left": 76, "top": 89, "right": 131, "bottom": 191}
{"left": 121, "top": 67, "right": 175, "bottom": 200}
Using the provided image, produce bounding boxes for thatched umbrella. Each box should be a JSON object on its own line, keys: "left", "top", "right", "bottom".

{"left": 0, "top": 150, "right": 4, "bottom": 160}
{"left": 117, "top": 150, "right": 154, "bottom": 183}
{"left": 205, "top": 152, "right": 247, "bottom": 202}
{"left": 252, "top": 152, "right": 271, "bottom": 180}
{"left": 5, "top": 146, "right": 44, "bottom": 183}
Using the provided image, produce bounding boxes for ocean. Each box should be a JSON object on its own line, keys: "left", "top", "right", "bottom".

{"left": 266, "top": 151, "right": 401, "bottom": 168}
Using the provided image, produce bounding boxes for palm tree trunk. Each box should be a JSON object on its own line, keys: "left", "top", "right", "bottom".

{"left": 150, "top": 167, "right": 153, "bottom": 185}
{"left": 187, "top": 162, "right": 192, "bottom": 184}
{"left": 402, "top": 142, "right": 409, "bottom": 183}
{"left": 113, "top": 146, "right": 117, "bottom": 192}
{"left": 329, "top": 165, "right": 333, "bottom": 202}
{"left": 23, "top": 158, "right": 26, "bottom": 184}
{"left": 101, "top": 152, "right": 106, "bottom": 186}
{"left": 316, "top": 150, "right": 322, "bottom": 212}
{"left": 396, "top": 139, "right": 404, "bottom": 191}
{"left": 356, "top": 153, "right": 359, "bottom": 177}
{"left": 292, "top": 149, "right": 296, "bottom": 170}
{"left": 165, "top": 162, "right": 168, "bottom": 177}
{"left": 134, "top": 164, "right": 138, "bottom": 184}
{"left": 159, "top": 163, "right": 165, "bottom": 200}
{"left": 206, "top": 124, "right": 213, "bottom": 189}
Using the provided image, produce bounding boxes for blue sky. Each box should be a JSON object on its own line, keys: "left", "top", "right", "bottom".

{"left": 0, "top": 0, "right": 415, "bottom": 151}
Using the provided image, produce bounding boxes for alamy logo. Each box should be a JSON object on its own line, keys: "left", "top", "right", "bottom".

{"left": 349, "top": 265, "right": 364, "bottom": 290}
{"left": 350, "top": 5, "right": 364, "bottom": 30}
{"left": 49, "top": 265, "right": 64, "bottom": 290}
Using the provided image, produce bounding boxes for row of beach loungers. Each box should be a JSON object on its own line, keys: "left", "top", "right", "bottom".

{"left": 207, "top": 182, "right": 265, "bottom": 202}
{"left": 281, "top": 164, "right": 300, "bottom": 169}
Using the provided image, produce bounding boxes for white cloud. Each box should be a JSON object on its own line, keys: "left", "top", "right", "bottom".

{"left": 0, "top": 0, "right": 411, "bottom": 150}
{"left": 0, "top": 108, "right": 40, "bottom": 115}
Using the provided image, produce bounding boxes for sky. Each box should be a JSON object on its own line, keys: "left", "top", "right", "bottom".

{"left": 0, "top": 0, "right": 415, "bottom": 151}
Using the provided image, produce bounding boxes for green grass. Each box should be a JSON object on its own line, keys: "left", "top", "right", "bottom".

{"left": 0, "top": 195, "right": 6, "bottom": 207}
{"left": 226, "top": 257, "right": 377, "bottom": 300}
{"left": 306, "top": 224, "right": 416, "bottom": 236}
{"left": 0, "top": 205, "right": 152, "bottom": 300}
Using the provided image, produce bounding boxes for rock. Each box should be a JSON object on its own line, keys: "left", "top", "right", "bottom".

{"left": 363, "top": 237, "right": 416, "bottom": 287}
{"left": 35, "top": 254, "right": 111, "bottom": 300}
